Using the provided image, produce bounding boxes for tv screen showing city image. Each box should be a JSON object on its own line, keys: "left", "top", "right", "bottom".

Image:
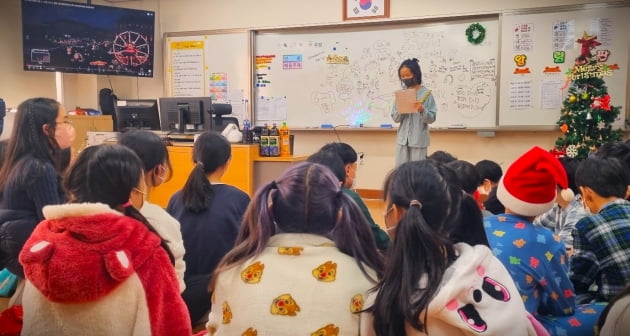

{"left": 22, "top": 0, "right": 155, "bottom": 77}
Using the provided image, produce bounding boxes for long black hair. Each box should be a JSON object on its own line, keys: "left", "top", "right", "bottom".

{"left": 398, "top": 58, "right": 423, "bottom": 85}
{"left": 213, "top": 162, "right": 383, "bottom": 288}
{"left": 182, "top": 131, "right": 231, "bottom": 213}
{"left": 119, "top": 130, "right": 173, "bottom": 180}
{"left": 0, "top": 98, "right": 63, "bottom": 193}
{"left": 371, "top": 160, "right": 478, "bottom": 335}
{"left": 64, "top": 144, "right": 174, "bottom": 264}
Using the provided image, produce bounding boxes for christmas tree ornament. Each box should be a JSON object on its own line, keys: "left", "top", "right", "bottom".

{"left": 565, "top": 145, "right": 579, "bottom": 158}
{"left": 590, "top": 146, "right": 597, "bottom": 152}
{"left": 576, "top": 31, "right": 601, "bottom": 59}
{"left": 597, "top": 121, "right": 606, "bottom": 129}
{"left": 550, "top": 146, "right": 567, "bottom": 158}
{"left": 590, "top": 94, "right": 612, "bottom": 111}
{"left": 568, "top": 95, "right": 577, "bottom": 103}
{"left": 581, "top": 92, "right": 589, "bottom": 100}
{"left": 465, "top": 23, "right": 486, "bottom": 45}
{"left": 560, "top": 124, "right": 569, "bottom": 133}
{"left": 586, "top": 112, "right": 593, "bottom": 120}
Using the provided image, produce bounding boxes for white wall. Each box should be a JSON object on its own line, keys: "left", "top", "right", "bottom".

{"left": 1, "top": 0, "right": 627, "bottom": 188}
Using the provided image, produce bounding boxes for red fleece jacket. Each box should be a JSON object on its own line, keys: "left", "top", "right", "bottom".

{"left": 19, "top": 203, "right": 192, "bottom": 336}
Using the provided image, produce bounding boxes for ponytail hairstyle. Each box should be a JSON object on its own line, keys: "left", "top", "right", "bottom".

{"left": 182, "top": 131, "right": 231, "bottom": 213}
{"left": 212, "top": 162, "right": 383, "bottom": 289}
{"left": 371, "top": 160, "right": 466, "bottom": 336}
{"left": 398, "top": 58, "right": 423, "bottom": 85}
{"left": 64, "top": 144, "right": 174, "bottom": 264}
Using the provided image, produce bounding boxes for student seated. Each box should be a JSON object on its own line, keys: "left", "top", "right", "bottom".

{"left": 447, "top": 159, "right": 493, "bottom": 217}
{"left": 167, "top": 131, "right": 250, "bottom": 326}
{"left": 307, "top": 150, "right": 347, "bottom": 187}
{"left": 119, "top": 130, "right": 186, "bottom": 293}
{"left": 571, "top": 157, "right": 630, "bottom": 302}
{"left": 475, "top": 159, "right": 503, "bottom": 214}
{"left": 484, "top": 146, "right": 605, "bottom": 335}
{"left": 365, "top": 160, "right": 537, "bottom": 335}
{"left": 428, "top": 150, "right": 457, "bottom": 164}
{"left": 319, "top": 142, "right": 390, "bottom": 251}
{"left": 205, "top": 162, "right": 383, "bottom": 335}
{"left": 533, "top": 157, "right": 586, "bottom": 255}
{"left": 595, "top": 140, "right": 630, "bottom": 172}
{"left": 19, "top": 145, "right": 191, "bottom": 336}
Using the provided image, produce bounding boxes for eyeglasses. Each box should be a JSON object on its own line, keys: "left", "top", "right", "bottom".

{"left": 58, "top": 118, "right": 72, "bottom": 125}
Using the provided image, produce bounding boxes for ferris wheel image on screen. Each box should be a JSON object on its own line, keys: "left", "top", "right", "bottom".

{"left": 113, "top": 31, "right": 151, "bottom": 67}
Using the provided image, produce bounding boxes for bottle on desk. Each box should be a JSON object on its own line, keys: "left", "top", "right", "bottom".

{"left": 279, "top": 122, "right": 290, "bottom": 157}
{"left": 269, "top": 123, "right": 280, "bottom": 157}
{"left": 260, "top": 123, "right": 270, "bottom": 156}
{"left": 242, "top": 119, "right": 252, "bottom": 144}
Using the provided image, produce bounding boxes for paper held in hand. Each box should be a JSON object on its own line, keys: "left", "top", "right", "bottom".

{"left": 395, "top": 88, "right": 418, "bottom": 114}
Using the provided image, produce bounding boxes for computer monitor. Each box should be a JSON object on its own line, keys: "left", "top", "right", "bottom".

{"left": 114, "top": 99, "right": 160, "bottom": 131}
{"left": 159, "top": 97, "right": 213, "bottom": 133}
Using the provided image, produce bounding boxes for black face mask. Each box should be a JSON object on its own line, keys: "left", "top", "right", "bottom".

{"left": 402, "top": 78, "right": 416, "bottom": 87}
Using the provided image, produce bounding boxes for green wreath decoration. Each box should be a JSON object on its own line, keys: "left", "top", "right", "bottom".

{"left": 466, "top": 23, "right": 486, "bottom": 45}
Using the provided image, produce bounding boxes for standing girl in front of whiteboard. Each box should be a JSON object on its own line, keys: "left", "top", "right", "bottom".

{"left": 391, "top": 58, "right": 437, "bottom": 166}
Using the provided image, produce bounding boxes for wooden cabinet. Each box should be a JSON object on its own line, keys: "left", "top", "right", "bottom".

{"left": 68, "top": 115, "right": 113, "bottom": 152}
{"left": 148, "top": 144, "right": 307, "bottom": 208}
{"left": 148, "top": 144, "right": 259, "bottom": 208}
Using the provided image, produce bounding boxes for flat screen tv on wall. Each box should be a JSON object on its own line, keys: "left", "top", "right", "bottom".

{"left": 22, "top": 0, "right": 155, "bottom": 77}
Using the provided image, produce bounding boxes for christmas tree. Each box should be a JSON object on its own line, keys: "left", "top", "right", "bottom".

{"left": 552, "top": 32, "right": 622, "bottom": 159}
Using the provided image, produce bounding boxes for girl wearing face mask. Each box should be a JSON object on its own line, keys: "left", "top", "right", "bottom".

{"left": 391, "top": 58, "right": 437, "bottom": 166}
{"left": 0, "top": 97, "right": 75, "bottom": 296}
{"left": 119, "top": 130, "right": 186, "bottom": 293}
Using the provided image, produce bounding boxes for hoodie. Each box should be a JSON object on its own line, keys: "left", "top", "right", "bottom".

{"left": 19, "top": 203, "right": 191, "bottom": 336}
{"left": 361, "top": 243, "right": 543, "bottom": 336}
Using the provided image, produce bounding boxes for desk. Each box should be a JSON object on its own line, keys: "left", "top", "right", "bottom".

{"left": 252, "top": 156, "right": 308, "bottom": 192}
{"left": 68, "top": 115, "right": 113, "bottom": 152}
{"left": 148, "top": 144, "right": 307, "bottom": 208}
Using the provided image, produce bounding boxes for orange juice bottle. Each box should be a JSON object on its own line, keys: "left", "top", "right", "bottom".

{"left": 279, "top": 122, "right": 290, "bottom": 157}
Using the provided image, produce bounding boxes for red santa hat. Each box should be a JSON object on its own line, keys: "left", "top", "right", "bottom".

{"left": 496, "top": 146, "right": 574, "bottom": 217}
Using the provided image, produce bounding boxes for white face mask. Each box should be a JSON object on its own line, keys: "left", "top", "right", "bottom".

{"left": 582, "top": 198, "right": 593, "bottom": 215}
{"left": 54, "top": 123, "right": 76, "bottom": 149}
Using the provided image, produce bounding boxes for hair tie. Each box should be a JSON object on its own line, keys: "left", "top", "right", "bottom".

{"left": 270, "top": 180, "right": 277, "bottom": 189}
{"left": 409, "top": 200, "right": 423, "bottom": 208}
{"left": 122, "top": 200, "right": 132, "bottom": 208}
{"left": 196, "top": 161, "right": 204, "bottom": 168}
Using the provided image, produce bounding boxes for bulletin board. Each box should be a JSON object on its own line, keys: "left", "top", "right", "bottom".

{"left": 163, "top": 30, "right": 252, "bottom": 123}
{"left": 498, "top": 4, "right": 630, "bottom": 127}
{"left": 253, "top": 16, "right": 499, "bottom": 128}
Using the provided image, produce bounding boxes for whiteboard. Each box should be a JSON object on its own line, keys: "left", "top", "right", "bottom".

{"left": 253, "top": 17, "right": 499, "bottom": 128}
{"left": 499, "top": 5, "right": 630, "bottom": 126}
{"left": 164, "top": 31, "right": 251, "bottom": 123}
